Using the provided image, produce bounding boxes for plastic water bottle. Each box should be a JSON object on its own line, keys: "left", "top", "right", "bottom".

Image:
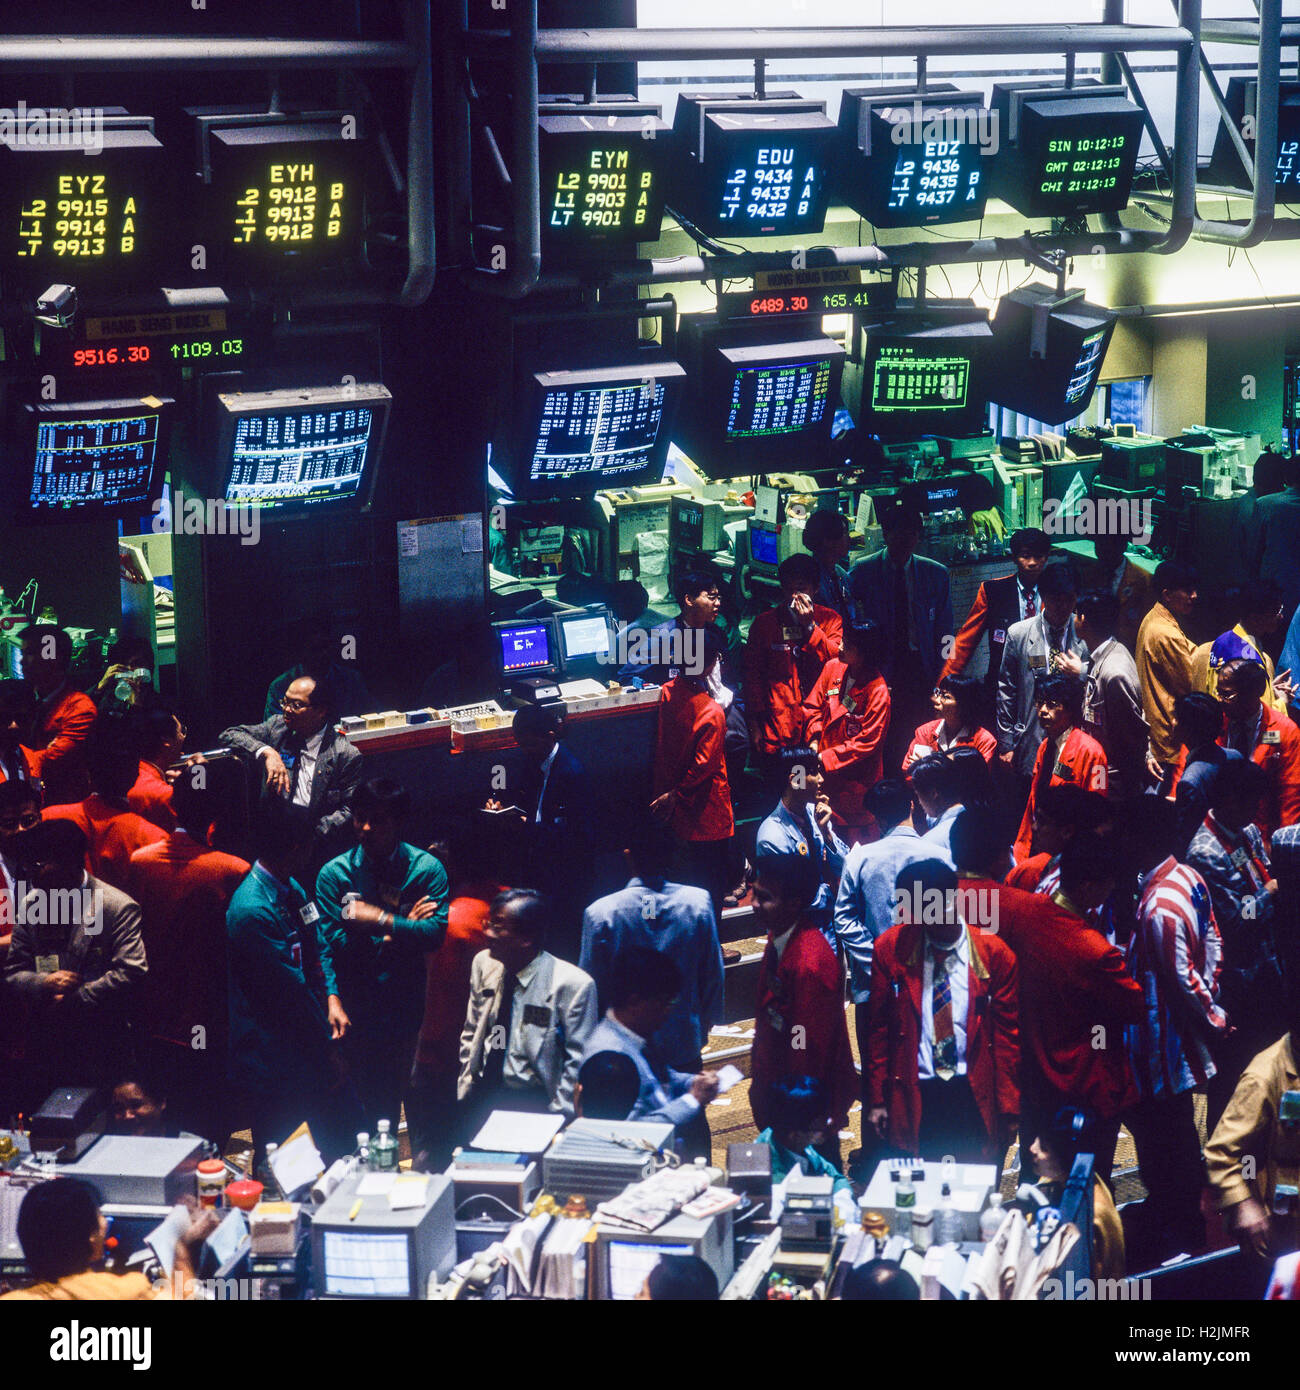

{"left": 933, "top": 1181, "right": 964, "bottom": 1246}
{"left": 893, "top": 1169, "right": 915, "bottom": 1240}
{"left": 979, "top": 1193, "right": 1005, "bottom": 1244}
{"left": 372, "top": 1119, "right": 398, "bottom": 1171}
{"left": 355, "top": 1131, "right": 371, "bottom": 1170}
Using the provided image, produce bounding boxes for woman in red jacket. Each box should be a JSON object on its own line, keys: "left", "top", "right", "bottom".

{"left": 902, "top": 672, "right": 999, "bottom": 772}
{"left": 802, "top": 619, "right": 890, "bottom": 843}
{"left": 1013, "top": 672, "right": 1108, "bottom": 864}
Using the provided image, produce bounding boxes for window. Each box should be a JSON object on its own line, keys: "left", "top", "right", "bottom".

{"left": 986, "top": 376, "right": 1150, "bottom": 440}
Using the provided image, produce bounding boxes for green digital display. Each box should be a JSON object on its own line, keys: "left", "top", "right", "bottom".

{"left": 872, "top": 346, "right": 971, "bottom": 412}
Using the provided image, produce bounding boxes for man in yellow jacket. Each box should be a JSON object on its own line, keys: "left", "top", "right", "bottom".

{"left": 1136, "top": 560, "right": 1199, "bottom": 793}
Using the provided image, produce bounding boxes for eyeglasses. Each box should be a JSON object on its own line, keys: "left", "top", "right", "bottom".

{"left": 0, "top": 812, "right": 39, "bottom": 833}
{"left": 280, "top": 698, "right": 313, "bottom": 713}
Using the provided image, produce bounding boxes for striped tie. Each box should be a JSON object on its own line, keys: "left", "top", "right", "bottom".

{"left": 932, "top": 948, "right": 956, "bottom": 1081}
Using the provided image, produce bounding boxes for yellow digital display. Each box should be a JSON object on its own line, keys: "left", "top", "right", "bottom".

{"left": 231, "top": 161, "right": 349, "bottom": 248}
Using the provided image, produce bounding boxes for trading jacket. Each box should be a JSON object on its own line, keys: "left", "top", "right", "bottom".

{"left": 996, "top": 614, "right": 1090, "bottom": 778}
{"left": 802, "top": 660, "right": 890, "bottom": 830}
{"left": 652, "top": 679, "right": 733, "bottom": 843}
{"left": 29, "top": 686, "right": 97, "bottom": 806}
{"left": 939, "top": 570, "right": 1031, "bottom": 691}
{"left": 1012, "top": 726, "right": 1110, "bottom": 864}
{"left": 750, "top": 916, "right": 857, "bottom": 1133}
{"left": 997, "top": 892, "right": 1145, "bottom": 1119}
{"left": 744, "top": 601, "right": 842, "bottom": 755}
{"left": 1219, "top": 702, "right": 1300, "bottom": 843}
{"left": 127, "top": 760, "right": 177, "bottom": 832}
{"left": 42, "top": 795, "right": 167, "bottom": 893}
{"left": 901, "top": 718, "right": 998, "bottom": 773}
{"left": 866, "top": 920, "right": 1020, "bottom": 1156}
{"left": 1136, "top": 601, "right": 1198, "bottom": 766}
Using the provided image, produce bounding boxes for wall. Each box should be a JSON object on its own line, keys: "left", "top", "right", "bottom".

{"left": 1149, "top": 321, "right": 1208, "bottom": 437}
{"left": 1204, "top": 311, "right": 1288, "bottom": 446}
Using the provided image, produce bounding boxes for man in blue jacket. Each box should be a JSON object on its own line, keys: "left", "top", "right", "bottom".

{"left": 845, "top": 501, "right": 954, "bottom": 771}
{"left": 226, "top": 799, "right": 358, "bottom": 1167}
{"left": 316, "top": 777, "right": 448, "bottom": 1135}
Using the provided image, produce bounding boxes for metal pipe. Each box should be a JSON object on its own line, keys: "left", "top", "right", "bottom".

{"left": 465, "top": 0, "right": 541, "bottom": 298}
{"left": 504, "top": 24, "right": 1196, "bottom": 62}
{"left": 1194, "top": 0, "right": 1279, "bottom": 246}
{"left": 1100, "top": 0, "right": 1125, "bottom": 85}
{"left": 396, "top": 0, "right": 436, "bottom": 306}
{"left": 443, "top": 0, "right": 475, "bottom": 265}
{"left": 1149, "top": 0, "right": 1198, "bottom": 254}
{"left": 754, "top": 57, "right": 766, "bottom": 100}
{"left": 0, "top": 37, "right": 416, "bottom": 70}
{"left": 1113, "top": 293, "right": 1300, "bottom": 316}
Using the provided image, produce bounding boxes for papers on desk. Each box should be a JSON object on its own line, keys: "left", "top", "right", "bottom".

{"left": 470, "top": 1110, "right": 565, "bottom": 1156}
{"left": 389, "top": 1174, "right": 429, "bottom": 1210}
{"left": 270, "top": 1124, "right": 324, "bottom": 1199}
{"left": 205, "top": 1208, "right": 248, "bottom": 1270}
{"left": 356, "top": 1173, "right": 396, "bottom": 1197}
{"left": 714, "top": 1065, "right": 743, "bottom": 1094}
{"left": 145, "top": 1205, "right": 190, "bottom": 1279}
{"left": 558, "top": 678, "right": 609, "bottom": 699}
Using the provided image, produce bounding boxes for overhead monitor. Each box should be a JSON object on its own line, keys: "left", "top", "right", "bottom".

{"left": 213, "top": 383, "right": 390, "bottom": 517}
{"left": 1205, "top": 78, "right": 1300, "bottom": 195}
{"left": 199, "top": 117, "right": 365, "bottom": 274}
{"left": 500, "top": 358, "right": 686, "bottom": 500}
{"left": 668, "top": 92, "right": 835, "bottom": 237}
{"left": 989, "top": 82, "right": 1143, "bottom": 216}
{"left": 842, "top": 309, "right": 993, "bottom": 440}
{"left": 538, "top": 100, "right": 670, "bottom": 254}
{"left": 494, "top": 617, "right": 557, "bottom": 679}
{"left": 987, "top": 284, "right": 1116, "bottom": 424}
{"left": 676, "top": 315, "right": 845, "bottom": 478}
{"left": 0, "top": 121, "right": 166, "bottom": 287}
{"left": 833, "top": 86, "right": 990, "bottom": 228}
{"left": 17, "top": 395, "right": 173, "bottom": 521}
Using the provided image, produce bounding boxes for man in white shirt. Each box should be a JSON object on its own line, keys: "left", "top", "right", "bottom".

{"left": 582, "top": 946, "right": 719, "bottom": 1159}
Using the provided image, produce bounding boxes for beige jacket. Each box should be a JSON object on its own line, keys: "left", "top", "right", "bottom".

{"left": 457, "top": 948, "right": 597, "bottom": 1117}
{"left": 1136, "top": 601, "right": 1197, "bottom": 764}
{"left": 1205, "top": 1034, "right": 1300, "bottom": 1218}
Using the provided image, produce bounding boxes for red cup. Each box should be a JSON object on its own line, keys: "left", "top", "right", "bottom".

{"left": 226, "top": 1179, "right": 264, "bottom": 1212}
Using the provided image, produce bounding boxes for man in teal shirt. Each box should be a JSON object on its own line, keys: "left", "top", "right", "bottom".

{"left": 317, "top": 778, "right": 448, "bottom": 1135}
{"left": 227, "top": 800, "right": 357, "bottom": 1167}
{"left": 755, "top": 1076, "right": 856, "bottom": 1206}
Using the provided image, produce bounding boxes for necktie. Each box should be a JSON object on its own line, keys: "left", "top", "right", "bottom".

{"left": 931, "top": 947, "right": 957, "bottom": 1081}
{"left": 894, "top": 560, "right": 910, "bottom": 663}
{"left": 284, "top": 735, "right": 305, "bottom": 802}
{"left": 482, "top": 971, "right": 517, "bottom": 1091}
{"left": 1023, "top": 587, "right": 1036, "bottom": 619}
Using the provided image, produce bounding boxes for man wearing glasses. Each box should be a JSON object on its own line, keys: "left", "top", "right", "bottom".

{"left": 221, "top": 674, "right": 362, "bottom": 876}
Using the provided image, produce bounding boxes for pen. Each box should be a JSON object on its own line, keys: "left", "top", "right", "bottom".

{"left": 348, "top": 1199, "right": 362, "bottom": 1221}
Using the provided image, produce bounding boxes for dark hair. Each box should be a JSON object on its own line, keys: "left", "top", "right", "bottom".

{"left": 301, "top": 670, "right": 338, "bottom": 720}
{"left": 936, "top": 673, "right": 982, "bottom": 725}
{"left": 1035, "top": 785, "right": 1112, "bottom": 833}
{"left": 511, "top": 702, "right": 562, "bottom": 742}
{"left": 1174, "top": 692, "right": 1225, "bottom": 748}
{"left": 753, "top": 850, "right": 821, "bottom": 912}
{"left": 1252, "top": 452, "right": 1288, "bottom": 495}
{"left": 767, "top": 1076, "right": 830, "bottom": 1135}
{"left": 1058, "top": 832, "right": 1118, "bottom": 897}
{"left": 802, "top": 510, "right": 849, "bottom": 551}
{"left": 1233, "top": 579, "right": 1285, "bottom": 622}
{"left": 879, "top": 502, "right": 922, "bottom": 537}
{"left": 0, "top": 778, "right": 40, "bottom": 816}
{"left": 948, "top": 745, "right": 994, "bottom": 810}
{"left": 609, "top": 946, "right": 683, "bottom": 1010}
{"left": 577, "top": 1051, "right": 640, "bottom": 1121}
{"left": 129, "top": 703, "right": 182, "bottom": 761}
{"left": 1009, "top": 527, "right": 1051, "bottom": 559}
{"left": 251, "top": 796, "right": 313, "bottom": 865}
{"left": 841, "top": 1259, "right": 920, "bottom": 1302}
{"left": 949, "top": 808, "right": 1007, "bottom": 876}
{"left": 779, "top": 745, "right": 820, "bottom": 781}
{"left": 1038, "top": 1105, "right": 1105, "bottom": 1169}
{"left": 673, "top": 570, "right": 719, "bottom": 608}
{"left": 491, "top": 887, "right": 549, "bottom": 942}
{"left": 1153, "top": 560, "right": 1197, "bottom": 596}
{"left": 352, "top": 777, "right": 411, "bottom": 824}
{"left": 624, "top": 823, "right": 677, "bottom": 885}
{"left": 1117, "top": 794, "right": 1180, "bottom": 869}
{"left": 84, "top": 709, "right": 140, "bottom": 801}
{"left": 1033, "top": 670, "right": 1085, "bottom": 725}
{"left": 1036, "top": 560, "right": 1078, "bottom": 601}
{"left": 0, "top": 678, "right": 31, "bottom": 714}
{"left": 1074, "top": 589, "right": 1120, "bottom": 636}
{"left": 777, "top": 553, "right": 820, "bottom": 590}
{"left": 16, "top": 1178, "right": 103, "bottom": 1282}
{"left": 909, "top": 752, "right": 958, "bottom": 807}
{"left": 646, "top": 1254, "right": 719, "bottom": 1301}
{"left": 15, "top": 816, "right": 88, "bottom": 873}
{"left": 841, "top": 618, "right": 884, "bottom": 671}
{"left": 866, "top": 777, "right": 913, "bottom": 832}
{"left": 19, "top": 623, "right": 72, "bottom": 668}
{"left": 685, "top": 623, "right": 726, "bottom": 681}
{"left": 610, "top": 580, "right": 649, "bottom": 626}
{"left": 1220, "top": 657, "right": 1269, "bottom": 700}
{"left": 894, "top": 856, "right": 960, "bottom": 907}
{"left": 1211, "top": 756, "right": 1268, "bottom": 810}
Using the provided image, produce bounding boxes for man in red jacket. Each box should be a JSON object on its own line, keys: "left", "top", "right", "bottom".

{"left": 127, "top": 766, "right": 250, "bottom": 1140}
{"left": 1217, "top": 657, "right": 1300, "bottom": 841}
{"left": 750, "top": 852, "right": 857, "bottom": 1165}
{"left": 20, "top": 625, "right": 96, "bottom": 806}
{"left": 126, "top": 704, "right": 186, "bottom": 832}
{"left": 744, "top": 553, "right": 842, "bottom": 777}
{"left": 0, "top": 681, "right": 39, "bottom": 797}
{"left": 1013, "top": 671, "right": 1109, "bottom": 864}
{"left": 997, "top": 831, "right": 1145, "bottom": 1181}
{"left": 652, "top": 625, "right": 734, "bottom": 921}
{"left": 867, "top": 854, "right": 1019, "bottom": 1164}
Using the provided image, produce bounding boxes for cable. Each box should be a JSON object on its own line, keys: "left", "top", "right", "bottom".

{"left": 454, "top": 1192, "right": 527, "bottom": 1221}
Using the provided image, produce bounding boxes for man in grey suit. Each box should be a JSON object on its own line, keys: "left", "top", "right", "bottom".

{"left": 1073, "top": 589, "right": 1151, "bottom": 801}
{"left": 996, "top": 560, "right": 1088, "bottom": 793}
{"left": 458, "top": 889, "right": 597, "bottom": 1129}
{"left": 220, "top": 672, "right": 361, "bottom": 873}
{"left": 845, "top": 501, "right": 954, "bottom": 770}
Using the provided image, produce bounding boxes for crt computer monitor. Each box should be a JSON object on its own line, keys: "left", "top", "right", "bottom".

{"left": 212, "top": 383, "right": 390, "bottom": 518}
{"left": 557, "top": 608, "right": 612, "bottom": 677}
{"left": 494, "top": 617, "right": 558, "bottom": 682}
{"left": 17, "top": 395, "right": 173, "bottom": 522}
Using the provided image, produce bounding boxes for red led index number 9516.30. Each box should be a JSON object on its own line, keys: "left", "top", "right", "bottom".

{"left": 72, "top": 344, "right": 152, "bottom": 367}
{"left": 749, "top": 294, "right": 810, "bottom": 315}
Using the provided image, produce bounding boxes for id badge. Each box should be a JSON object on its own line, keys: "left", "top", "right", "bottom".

{"left": 842, "top": 690, "right": 859, "bottom": 715}
{"left": 299, "top": 902, "right": 321, "bottom": 926}
{"left": 992, "top": 629, "right": 1007, "bottom": 644}
{"left": 1263, "top": 729, "right": 1282, "bottom": 746}
{"left": 35, "top": 954, "right": 59, "bottom": 974}
{"left": 523, "top": 1004, "right": 551, "bottom": 1028}
{"left": 1229, "top": 847, "right": 1249, "bottom": 869}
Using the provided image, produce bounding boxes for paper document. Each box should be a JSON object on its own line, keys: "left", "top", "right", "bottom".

{"left": 205, "top": 1208, "right": 248, "bottom": 1269}
{"left": 356, "top": 1173, "right": 396, "bottom": 1197}
{"left": 470, "top": 1110, "right": 565, "bottom": 1155}
{"left": 145, "top": 1205, "right": 191, "bottom": 1278}
{"left": 270, "top": 1124, "right": 324, "bottom": 1198}
{"left": 389, "top": 1174, "right": 429, "bottom": 1210}
{"left": 714, "top": 1065, "right": 743, "bottom": 1094}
